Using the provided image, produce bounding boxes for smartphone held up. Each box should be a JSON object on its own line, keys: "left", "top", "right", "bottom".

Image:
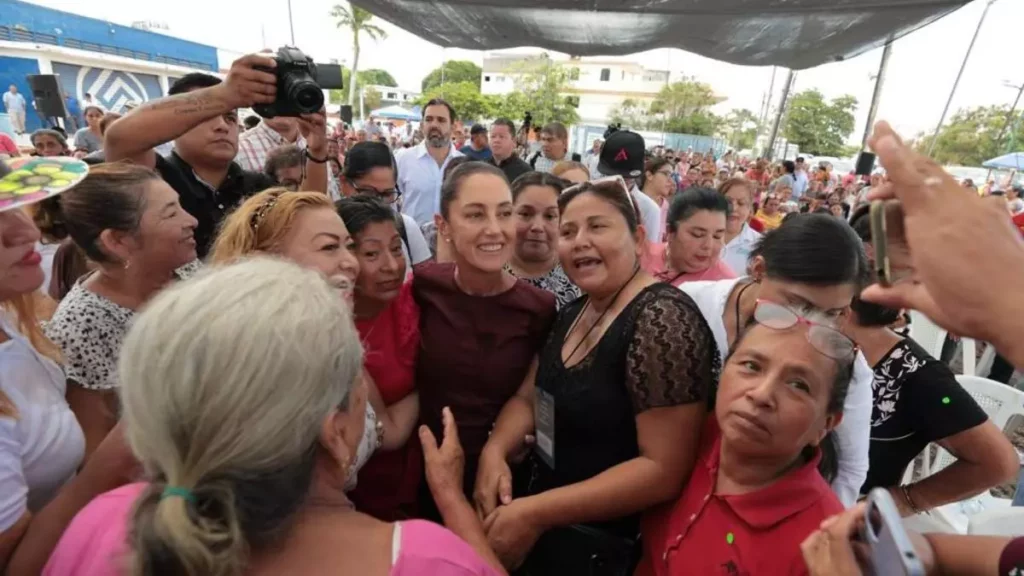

{"left": 859, "top": 489, "right": 926, "bottom": 576}
{"left": 869, "top": 200, "right": 914, "bottom": 287}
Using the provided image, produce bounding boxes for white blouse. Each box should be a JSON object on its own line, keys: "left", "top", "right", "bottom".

{"left": 721, "top": 223, "right": 762, "bottom": 276}
{"left": 681, "top": 277, "right": 872, "bottom": 507}
{"left": 0, "top": 313, "right": 84, "bottom": 531}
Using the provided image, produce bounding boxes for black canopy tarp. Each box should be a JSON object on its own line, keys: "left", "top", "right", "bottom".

{"left": 353, "top": 0, "right": 966, "bottom": 69}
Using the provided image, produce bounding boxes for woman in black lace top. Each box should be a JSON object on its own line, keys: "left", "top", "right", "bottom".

{"left": 504, "top": 172, "right": 581, "bottom": 309}
{"left": 475, "top": 177, "right": 719, "bottom": 575}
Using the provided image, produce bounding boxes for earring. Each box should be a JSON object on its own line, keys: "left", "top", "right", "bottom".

{"left": 123, "top": 259, "right": 131, "bottom": 271}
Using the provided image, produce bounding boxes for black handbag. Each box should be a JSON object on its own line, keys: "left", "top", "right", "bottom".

{"left": 514, "top": 523, "right": 640, "bottom": 576}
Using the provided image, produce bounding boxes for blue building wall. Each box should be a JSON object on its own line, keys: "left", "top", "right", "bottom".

{"left": 0, "top": 55, "right": 41, "bottom": 132}
{"left": 0, "top": 0, "right": 218, "bottom": 71}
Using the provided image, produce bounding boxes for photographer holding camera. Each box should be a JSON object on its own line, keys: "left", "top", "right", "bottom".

{"left": 104, "top": 53, "right": 329, "bottom": 258}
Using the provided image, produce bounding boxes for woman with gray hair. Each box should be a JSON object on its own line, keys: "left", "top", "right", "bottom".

{"left": 45, "top": 258, "right": 506, "bottom": 575}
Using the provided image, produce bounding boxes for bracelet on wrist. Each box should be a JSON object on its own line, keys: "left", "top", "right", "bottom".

{"left": 901, "top": 484, "right": 924, "bottom": 515}
{"left": 305, "top": 149, "right": 328, "bottom": 163}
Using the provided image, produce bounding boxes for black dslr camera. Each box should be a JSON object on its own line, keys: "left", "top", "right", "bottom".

{"left": 253, "top": 47, "right": 345, "bottom": 118}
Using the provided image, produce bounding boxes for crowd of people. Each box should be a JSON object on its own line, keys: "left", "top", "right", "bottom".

{"left": 1, "top": 51, "right": 1023, "bottom": 576}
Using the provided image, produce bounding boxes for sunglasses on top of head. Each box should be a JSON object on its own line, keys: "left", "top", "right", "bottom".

{"left": 752, "top": 299, "right": 856, "bottom": 361}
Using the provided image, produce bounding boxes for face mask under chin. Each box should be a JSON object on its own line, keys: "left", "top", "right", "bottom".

{"left": 344, "top": 402, "right": 378, "bottom": 492}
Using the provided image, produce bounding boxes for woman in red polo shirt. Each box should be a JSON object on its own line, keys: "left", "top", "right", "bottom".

{"left": 639, "top": 301, "right": 854, "bottom": 576}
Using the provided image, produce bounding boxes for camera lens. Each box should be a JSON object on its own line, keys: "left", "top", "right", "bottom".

{"left": 289, "top": 81, "right": 323, "bottom": 114}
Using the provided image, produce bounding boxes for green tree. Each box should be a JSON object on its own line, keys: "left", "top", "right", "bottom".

{"left": 421, "top": 61, "right": 483, "bottom": 93}
{"left": 415, "top": 81, "right": 496, "bottom": 123}
{"left": 495, "top": 55, "right": 579, "bottom": 127}
{"left": 782, "top": 89, "right": 858, "bottom": 157}
{"left": 328, "top": 67, "right": 397, "bottom": 104}
{"left": 720, "top": 108, "right": 760, "bottom": 150}
{"left": 363, "top": 87, "right": 382, "bottom": 113}
{"left": 330, "top": 3, "right": 387, "bottom": 106}
{"left": 359, "top": 68, "right": 397, "bottom": 87}
{"left": 646, "top": 78, "right": 724, "bottom": 136}
{"left": 609, "top": 98, "right": 650, "bottom": 131}
{"left": 914, "top": 105, "right": 1024, "bottom": 166}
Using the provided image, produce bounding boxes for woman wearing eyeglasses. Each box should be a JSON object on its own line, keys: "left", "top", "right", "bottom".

{"left": 642, "top": 157, "right": 676, "bottom": 209}
{"left": 476, "top": 177, "right": 718, "bottom": 574}
{"left": 341, "top": 142, "right": 431, "bottom": 266}
{"left": 642, "top": 187, "right": 735, "bottom": 287}
{"left": 679, "top": 214, "right": 873, "bottom": 507}
{"left": 638, "top": 306, "right": 854, "bottom": 575}
{"left": 505, "top": 172, "right": 581, "bottom": 309}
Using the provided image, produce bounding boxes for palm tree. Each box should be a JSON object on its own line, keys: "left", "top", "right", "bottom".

{"left": 330, "top": 3, "right": 387, "bottom": 107}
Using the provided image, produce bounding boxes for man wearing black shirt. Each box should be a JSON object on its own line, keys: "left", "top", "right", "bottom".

{"left": 104, "top": 54, "right": 328, "bottom": 257}
{"left": 489, "top": 118, "right": 531, "bottom": 183}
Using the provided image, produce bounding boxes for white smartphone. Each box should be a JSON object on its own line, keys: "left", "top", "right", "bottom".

{"left": 860, "top": 488, "right": 926, "bottom": 576}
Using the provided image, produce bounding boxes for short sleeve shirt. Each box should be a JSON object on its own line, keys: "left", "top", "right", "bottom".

{"left": 44, "top": 262, "right": 202, "bottom": 391}
{"left": 639, "top": 420, "right": 844, "bottom": 576}
{"left": 861, "top": 337, "right": 988, "bottom": 492}
{"left": 528, "top": 283, "right": 719, "bottom": 539}
{"left": 45, "top": 282, "right": 132, "bottom": 391}
{"left": 72, "top": 128, "right": 102, "bottom": 153}
{"left": 0, "top": 314, "right": 84, "bottom": 530}
{"left": 505, "top": 263, "right": 581, "bottom": 310}
{"left": 413, "top": 261, "right": 556, "bottom": 495}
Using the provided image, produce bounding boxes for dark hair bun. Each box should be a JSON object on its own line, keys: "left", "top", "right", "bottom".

{"left": 33, "top": 196, "right": 68, "bottom": 242}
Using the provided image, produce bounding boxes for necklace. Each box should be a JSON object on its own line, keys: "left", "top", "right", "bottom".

{"left": 562, "top": 265, "right": 640, "bottom": 365}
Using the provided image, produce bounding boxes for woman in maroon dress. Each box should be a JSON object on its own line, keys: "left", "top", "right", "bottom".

{"left": 414, "top": 162, "right": 557, "bottom": 516}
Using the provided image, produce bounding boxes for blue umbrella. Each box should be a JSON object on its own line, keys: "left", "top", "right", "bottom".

{"left": 982, "top": 152, "right": 1024, "bottom": 171}
{"left": 368, "top": 105, "right": 420, "bottom": 121}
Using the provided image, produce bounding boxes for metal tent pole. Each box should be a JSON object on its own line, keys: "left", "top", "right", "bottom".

{"left": 927, "top": 0, "right": 997, "bottom": 157}
{"left": 862, "top": 41, "right": 893, "bottom": 149}
{"left": 764, "top": 69, "right": 795, "bottom": 160}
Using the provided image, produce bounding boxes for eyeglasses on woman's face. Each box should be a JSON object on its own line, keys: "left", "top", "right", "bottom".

{"left": 349, "top": 180, "right": 402, "bottom": 205}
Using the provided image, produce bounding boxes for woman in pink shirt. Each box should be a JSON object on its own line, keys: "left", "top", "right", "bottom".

{"left": 45, "top": 260, "right": 505, "bottom": 576}
{"left": 642, "top": 187, "right": 735, "bottom": 286}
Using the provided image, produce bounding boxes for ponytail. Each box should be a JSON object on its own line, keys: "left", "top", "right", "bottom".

{"left": 129, "top": 447, "right": 318, "bottom": 576}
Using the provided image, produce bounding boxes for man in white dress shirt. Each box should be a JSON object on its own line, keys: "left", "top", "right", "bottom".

{"left": 395, "top": 99, "right": 463, "bottom": 227}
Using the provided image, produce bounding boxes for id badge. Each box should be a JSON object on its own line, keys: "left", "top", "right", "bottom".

{"left": 534, "top": 388, "right": 556, "bottom": 469}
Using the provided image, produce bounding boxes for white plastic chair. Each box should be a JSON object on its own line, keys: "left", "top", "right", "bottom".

{"left": 967, "top": 508, "right": 1024, "bottom": 536}
{"left": 919, "top": 376, "right": 1024, "bottom": 533}
{"left": 909, "top": 310, "right": 993, "bottom": 377}
{"left": 909, "top": 310, "right": 946, "bottom": 360}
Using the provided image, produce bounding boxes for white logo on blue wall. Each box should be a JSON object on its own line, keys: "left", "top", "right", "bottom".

{"left": 78, "top": 68, "right": 149, "bottom": 112}
{"left": 52, "top": 64, "right": 162, "bottom": 112}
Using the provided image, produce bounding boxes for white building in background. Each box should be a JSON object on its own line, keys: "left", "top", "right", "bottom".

{"left": 365, "top": 85, "right": 420, "bottom": 108}
{"left": 481, "top": 53, "right": 670, "bottom": 125}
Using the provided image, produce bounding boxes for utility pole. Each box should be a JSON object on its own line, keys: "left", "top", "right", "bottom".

{"left": 928, "top": 0, "right": 997, "bottom": 157}
{"left": 996, "top": 81, "right": 1024, "bottom": 153}
{"left": 764, "top": 69, "right": 795, "bottom": 160}
{"left": 759, "top": 67, "right": 777, "bottom": 131}
{"left": 861, "top": 41, "right": 893, "bottom": 149}
{"left": 287, "top": 0, "right": 296, "bottom": 45}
